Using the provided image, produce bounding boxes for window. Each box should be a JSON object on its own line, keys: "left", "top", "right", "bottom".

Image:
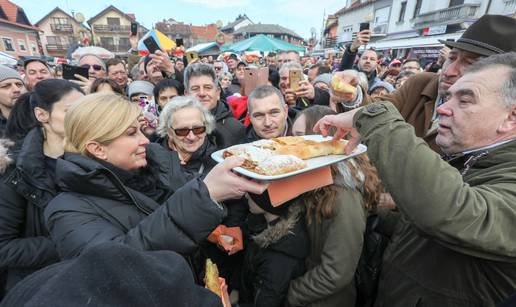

{"left": 100, "top": 37, "right": 114, "bottom": 47}
{"left": 47, "top": 36, "right": 62, "bottom": 45}
{"left": 119, "top": 37, "right": 129, "bottom": 47}
{"left": 52, "top": 17, "right": 68, "bottom": 25}
{"left": 449, "top": 0, "right": 464, "bottom": 7}
{"left": 30, "top": 42, "right": 37, "bottom": 53}
{"left": 107, "top": 18, "right": 120, "bottom": 26}
{"left": 398, "top": 2, "right": 407, "bottom": 22}
{"left": 2, "top": 38, "right": 14, "bottom": 51}
{"left": 413, "top": 0, "right": 423, "bottom": 18}
{"left": 18, "top": 39, "right": 26, "bottom": 51}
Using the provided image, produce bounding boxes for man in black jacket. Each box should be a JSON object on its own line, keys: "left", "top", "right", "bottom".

{"left": 184, "top": 63, "right": 245, "bottom": 149}
{"left": 0, "top": 66, "right": 24, "bottom": 137}
{"left": 278, "top": 62, "right": 330, "bottom": 110}
{"left": 244, "top": 85, "right": 296, "bottom": 142}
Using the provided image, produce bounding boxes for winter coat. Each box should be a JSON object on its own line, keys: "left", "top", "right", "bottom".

{"left": 337, "top": 48, "right": 393, "bottom": 94}
{"left": 211, "top": 100, "right": 246, "bottom": 150}
{"left": 159, "top": 136, "right": 218, "bottom": 180}
{"left": 379, "top": 72, "right": 441, "bottom": 153}
{"left": 294, "top": 87, "right": 330, "bottom": 110}
{"left": 243, "top": 110, "right": 297, "bottom": 143}
{"left": 355, "top": 102, "right": 516, "bottom": 307}
{"left": 287, "top": 161, "right": 367, "bottom": 307}
{"left": 240, "top": 204, "right": 309, "bottom": 307}
{"left": 0, "top": 114, "right": 6, "bottom": 138}
{"left": 44, "top": 143, "right": 226, "bottom": 260}
{"left": 0, "top": 128, "right": 59, "bottom": 292}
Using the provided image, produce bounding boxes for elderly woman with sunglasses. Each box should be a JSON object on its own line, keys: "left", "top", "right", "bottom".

{"left": 70, "top": 54, "right": 107, "bottom": 94}
{"left": 157, "top": 96, "right": 249, "bottom": 286}
{"left": 156, "top": 96, "right": 217, "bottom": 179}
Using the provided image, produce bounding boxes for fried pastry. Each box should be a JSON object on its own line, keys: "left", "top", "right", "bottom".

{"left": 205, "top": 259, "right": 221, "bottom": 297}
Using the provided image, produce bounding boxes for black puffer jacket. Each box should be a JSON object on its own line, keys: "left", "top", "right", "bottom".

{"left": 44, "top": 143, "right": 226, "bottom": 260}
{"left": 211, "top": 100, "right": 245, "bottom": 150}
{"left": 0, "top": 128, "right": 60, "bottom": 292}
{"left": 240, "top": 204, "right": 309, "bottom": 307}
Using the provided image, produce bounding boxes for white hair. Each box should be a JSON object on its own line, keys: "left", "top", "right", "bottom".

{"left": 156, "top": 96, "right": 215, "bottom": 138}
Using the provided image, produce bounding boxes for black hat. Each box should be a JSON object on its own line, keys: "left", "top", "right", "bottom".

{"left": 439, "top": 15, "right": 516, "bottom": 56}
{"left": 2, "top": 243, "right": 222, "bottom": 307}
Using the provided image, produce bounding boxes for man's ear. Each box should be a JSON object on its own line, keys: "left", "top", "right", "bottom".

{"left": 498, "top": 106, "right": 516, "bottom": 133}
{"left": 85, "top": 141, "right": 108, "bottom": 161}
{"left": 33, "top": 107, "right": 49, "bottom": 124}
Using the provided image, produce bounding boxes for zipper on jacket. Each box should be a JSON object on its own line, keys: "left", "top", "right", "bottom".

{"left": 100, "top": 168, "right": 153, "bottom": 215}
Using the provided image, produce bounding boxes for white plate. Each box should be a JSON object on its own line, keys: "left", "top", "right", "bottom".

{"left": 211, "top": 135, "right": 368, "bottom": 181}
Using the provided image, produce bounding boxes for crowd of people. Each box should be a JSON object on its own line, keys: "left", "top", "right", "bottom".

{"left": 0, "top": 13, "right": 515, "bottom": 307}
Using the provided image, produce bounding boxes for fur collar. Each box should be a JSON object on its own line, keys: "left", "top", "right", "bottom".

{"left": 0, "top": 139, "right": 13, "bottom": 174}
{"left": 252, "top": 203, "right": 304, "bottom": 248}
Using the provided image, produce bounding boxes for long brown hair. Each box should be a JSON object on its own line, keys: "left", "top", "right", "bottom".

{"left": 293, "top": 106, "right": 381, "bottom": 225}
{"left": 302, "top": 155, "right": 381, "bottom": 225}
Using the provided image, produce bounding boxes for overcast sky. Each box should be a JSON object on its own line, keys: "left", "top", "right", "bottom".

{"left": 13, "top": 0, "right": 345, "bottom": 39}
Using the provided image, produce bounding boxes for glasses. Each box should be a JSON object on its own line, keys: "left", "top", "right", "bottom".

{"left": 172, "top": 126, "right": 206, "bottom": 136}
{"left": 81, "top": 64, "right": 103, "bottom": 71}
{"left": 214, "top": 66, "right": 222, "bottom": 71}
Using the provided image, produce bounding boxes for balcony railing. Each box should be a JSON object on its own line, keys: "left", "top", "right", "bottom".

{"left": 51, "top": 23, "right": 73, "bottom": 33}
{"left": 93, "top": 24, "right": 131, "bottom": 33}
{"left": 413, "top": 4, "right": 480, "bottom": 27}
{"left": 100, "top": 44, "right": 131, "bottom": 52}
{"left": 46, "top": 44, "right": 70, "bottom": 52}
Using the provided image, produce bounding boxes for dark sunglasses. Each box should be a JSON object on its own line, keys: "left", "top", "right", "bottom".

{"left": 172, "top": 126, "right": 206, "bottom": 136}
{"left": 214, "top": 66, "right": 222, "bottom": 70}
{"left": 81, "top": 64, "right": 103, "bottom": 71}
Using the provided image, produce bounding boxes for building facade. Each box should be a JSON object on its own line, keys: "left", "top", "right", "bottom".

{"left": 0, "top": 0, "right": 42, "bottom": 58}
{"left": 87, "top": 5, "right": 146, "bottom": 56}
{"left": 331, "top": 0, "right": 516, "bottom": 61}
{"left": 35, "top": 7, "right": 90, "bottom": 58}
{"left": 155, "top": 19, "right": 193, "bottom": 48}
{"left": 220, "top": 14, "right": 253, "bottom": 34}
{"left": 233, "top": 24, "right": 305, "bottom": 46}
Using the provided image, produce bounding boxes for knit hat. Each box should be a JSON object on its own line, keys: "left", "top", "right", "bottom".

{"left": 312, "top": 73, "right": 332, "bottom": 87}
{"left": 0, "top": 65, "right": 23, "bottom": 83}
{"left": 370, "top": 80, "right": 395, "bottom": 93}
{"left": 128, "top": 80, "right": 155, "bottom": 98}
{"left": 1, "top": 243, "right": 222, "bottom": 307}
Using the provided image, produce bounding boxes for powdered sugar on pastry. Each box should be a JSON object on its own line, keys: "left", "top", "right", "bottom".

{"left": 255, "top": 155, "right": 307, "bottom": 175}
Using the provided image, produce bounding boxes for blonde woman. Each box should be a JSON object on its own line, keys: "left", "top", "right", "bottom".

{"left": 44, "top": 93, "right": 267, "bottom": 260}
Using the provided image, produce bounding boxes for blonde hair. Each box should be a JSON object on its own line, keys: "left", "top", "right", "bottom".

{"left": 64, "top": 93, "right": 141, "bottom": 156}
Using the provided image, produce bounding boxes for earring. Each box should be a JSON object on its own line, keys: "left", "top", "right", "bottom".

{"left": 41, "top": 127, "right": 47, "bottom": 140}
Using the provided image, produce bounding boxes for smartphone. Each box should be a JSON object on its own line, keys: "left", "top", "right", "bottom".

{"left": 131, "top": 22, "right": 138, "bottom": 36}
{"left": 243, "top": 67, "right": 268, "bottom": 96}
{"left": 185, "top": 51, "right": 199, "bottom": 64}
{"left": 359, "top": 22, "right": 370, "bottom": 32}
{"left": 175, "top": 38, "right": 184, "bottom": 47}
{"left": 143, "top": 36, "right": 160, "bottom": 55}
{"left": 138, "top": 95, "right": 158, "bottom": 129}
{"left": 289, "top": 69, "right": 302, "bottom": 92}
{"left": 62, "top": 63, "right": 89, "bottom": 80}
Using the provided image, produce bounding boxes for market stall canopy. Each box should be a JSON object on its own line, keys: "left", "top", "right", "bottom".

{"left": 221, "top": 34, "right": 305, "bottom": 53}
{"left": 0, "top": 51, "right": 18, "bottom": 66}
{"left": 71, "top": 46, "right": 114, "bottom": 60}
{"left": 186, "top": 42, "right": 220, "bottom": 56}
{"left": 138, "top": 30, "right": 176, "bottom": 56}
